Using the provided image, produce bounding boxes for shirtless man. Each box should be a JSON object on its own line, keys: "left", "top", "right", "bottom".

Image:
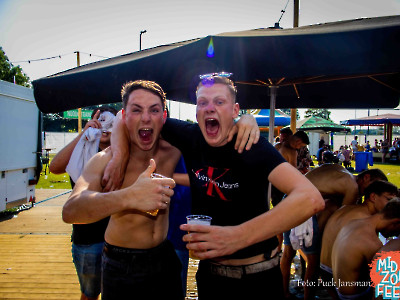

{"left": 274, "top": 127, "right": 293, "bottom": 151}
{"left": 270, "top": 129, "right": 299, "bottom": 208}
{"left": 62, "top": 80, "right": 184, "bottom": 299}
{"left": 319, "top": 180, "right": 397, "bottom": 299}
{"left": 331, "top": 198, "right": 400, "bottom": 299}
{"left": 305, "top": 165, "right": 388, "bottom": 232}
{"left": 278, "top": 131, "right": 310, "bottom": 167}
{"left": 280, "top": 166, "right": 387, "bottom": 299}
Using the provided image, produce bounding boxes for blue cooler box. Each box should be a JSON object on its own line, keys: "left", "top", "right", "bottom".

{"left": 354, "top": 152, "right": 373, "bottom": 172}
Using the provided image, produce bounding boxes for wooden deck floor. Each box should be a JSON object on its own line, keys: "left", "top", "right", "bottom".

{"left": 0, "top": 189, "right": 80, "bottom": 300}
{"left": 0, "top": 189, "right": 198, "bottom": 300}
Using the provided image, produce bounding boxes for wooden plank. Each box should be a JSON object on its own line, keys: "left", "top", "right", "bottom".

{"left": 0, "top": 191, "right": 80, "bottom": 299}
{"left": 0, "top": 189, "right": 200, "bottom": 299}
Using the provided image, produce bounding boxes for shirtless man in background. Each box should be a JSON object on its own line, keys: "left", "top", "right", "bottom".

{"left": 305, "top": 165, "right": 388, "bottom": 232}
{"left": 62, "top": 80, "right": 184, "bottom": 299}
{"left": 274, "top": 127, "right": 293, "bottom": 151}
{"left": 319, "top": 180, "right": 397, "bottom": 299}
{"left": 278, "top": 131, "right": 309, "bottom": 167}
{"left": 332, "top": 198, "right": 400, "bottom": 299}
{"left": 280, "top": 165, "right": 387, "bottom": 299}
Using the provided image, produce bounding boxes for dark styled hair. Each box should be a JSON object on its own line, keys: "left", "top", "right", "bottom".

{"left": 382, "top": 198, "right": 400, "bottom": 220}
{"left": 294, "top": 131, "right": 310, "bottom": 145}
{"left": 280, "top": 127, "right": 293, "bottom": 136}
{"left": 121, "top": 80, "right": 166, "bottom": 109}
{"left": 90, "top": 105, "right": 118, "bottom": 119}
{"left": 364, "top": 180, "right": 398, "bottom": 200}
{"left": 358, "top": 169, "right": 388, "bottom": 182}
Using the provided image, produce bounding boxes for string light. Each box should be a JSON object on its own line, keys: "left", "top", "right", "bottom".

{"left": 11, "top": 51, "right": 110, "bottom": 64}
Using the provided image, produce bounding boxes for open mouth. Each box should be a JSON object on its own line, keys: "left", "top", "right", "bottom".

{"left": 139, "top": 128, "right": 153, "bottom": 142}
{"left": 205, "top": 118, "right": 219, "bottom": 136}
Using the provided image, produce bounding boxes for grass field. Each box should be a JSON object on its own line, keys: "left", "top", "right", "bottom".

{"left": 37, "top": 155, "right": 72, "bottom": 189}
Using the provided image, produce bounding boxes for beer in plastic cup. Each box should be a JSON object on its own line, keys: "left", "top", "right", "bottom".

{"left": 186, "top": 215, "right": 212, "bottom": 259}
{"left": 144, "top": 173, "right": 171, "bottom": 216}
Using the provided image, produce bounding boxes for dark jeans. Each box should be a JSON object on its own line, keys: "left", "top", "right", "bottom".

{"left": 101, "top": 240, "right": 183, "bottom": 300}
{"left": 196, "top": 261, "right": 285, "bottom": 300}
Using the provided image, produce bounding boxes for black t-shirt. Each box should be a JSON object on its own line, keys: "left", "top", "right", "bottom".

{"left": 162, "top": 118, "right": 286, "bottom": 259}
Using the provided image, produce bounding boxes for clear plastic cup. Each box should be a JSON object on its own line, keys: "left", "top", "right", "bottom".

{"left": 186, "top": 215, "right": 212, "bottom": 259}
{"left": 144, "top": 173, "right": 171, "bottom": 216}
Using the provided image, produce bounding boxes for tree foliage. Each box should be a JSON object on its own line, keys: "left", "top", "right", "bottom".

{"left": 304, "top": 108, "right": 332, "bottom": 120}
{"left": 0, "top": 47, "right": 30, "bottom": 87}
{"left": 280, "top": 108, "right": 300, "bottom": 120}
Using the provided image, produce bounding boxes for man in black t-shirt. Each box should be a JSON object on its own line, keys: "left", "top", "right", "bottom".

{"left": 106, "top": 76, "right": 325, "bottom": 299}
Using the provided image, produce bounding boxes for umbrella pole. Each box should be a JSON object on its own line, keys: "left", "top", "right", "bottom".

{"left": 268, "top": 86, "right": 277, "bottom": 144}
{"left": 268, "top": 86, "right": 277, "bottom": 209}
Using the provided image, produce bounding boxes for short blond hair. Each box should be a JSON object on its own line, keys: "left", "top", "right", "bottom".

{"left": 196, "top": 76, "right": 237, "bottom": 101}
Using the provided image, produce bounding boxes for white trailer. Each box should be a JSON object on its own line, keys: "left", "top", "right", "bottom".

{"left": 0, "top": 80, "right": 41, "bottom": 211}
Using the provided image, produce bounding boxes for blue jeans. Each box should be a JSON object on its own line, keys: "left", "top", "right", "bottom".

{"left": 101, "top": 240, "right": 184, "bottom": 300}
{"left": 71, "top": 242, "right": 104, "bottom": 298}
{"left": 283, "top": 215, "right": 320, "bottom": 254}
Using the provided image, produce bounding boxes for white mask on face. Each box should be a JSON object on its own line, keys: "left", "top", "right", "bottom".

{"left": 99, "top": 111, "right": 115, "bottom": 133}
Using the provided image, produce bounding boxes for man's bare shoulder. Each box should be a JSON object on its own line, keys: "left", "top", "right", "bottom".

{"left": 279, "top": 143, "right": 296, "bottom": 153}
{"left": 159, "top": 138, "right": 181, "bottom": 156}
{"left": 306, "top": 164, "right": 353, "bottom": 179}
{"left": 83, "top": 147, "right": 113, "bottom": 173}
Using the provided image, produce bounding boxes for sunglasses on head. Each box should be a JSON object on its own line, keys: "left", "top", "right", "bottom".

{"left": 199, "top": 72, "right": 233, "bottom": 80}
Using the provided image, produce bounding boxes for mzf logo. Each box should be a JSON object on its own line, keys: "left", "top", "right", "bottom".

{"left": 370, "top": 251, "right": 400, "bottom": 299}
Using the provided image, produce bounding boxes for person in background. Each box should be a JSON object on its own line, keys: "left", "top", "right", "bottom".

{"left": 365, "top": 140, "right": 371, "bottom": 152}
{"left": 297, "top": 145, "right": 313, "bottom": 175}
{"left": 319, "top": 136, "right": 325, "bottom": 148}
{"left": 49, "top": 106, "right": 117, "bottom": 300}
{"left": 351, "top": 136, "right": 358, "bottom": 153}
{"left": 341, "top": 145, "right": 352, "bottom": 169}
{"left": 319, "top": 180, "right": 398, "bottom": 299}
{"left": 381, "top": 138, "right": 389, "bottom": 163}
{"left": 317, "top": 145, "right": 328, "bottom": 166}
{"left": 281, "top": 167, "right": 388, "bottom": 299}
{"left": 274, "top": 127, "right": 293, "bottom": 151}
{"left": 278, "top": 131, "right": 310, "bottom": 167}
{"left": 332, "top": 199, "right": 400, "bottom": 300}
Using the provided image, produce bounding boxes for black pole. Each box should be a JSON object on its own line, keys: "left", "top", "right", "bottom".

{"left": 140, "top": 30, "right": 147, "bottom": 51}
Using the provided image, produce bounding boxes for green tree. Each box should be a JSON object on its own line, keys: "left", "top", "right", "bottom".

{"left": 280, "top": 109, "right": 300, "bottom": 120}
{"left": 0, "top": 47, "right": 30, "bottom": 87}
{"left": 304, "top": 108, "right": 331, "bottom": 120}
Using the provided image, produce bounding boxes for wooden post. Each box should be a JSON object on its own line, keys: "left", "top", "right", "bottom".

{"left": 76, "top": 51, "right": 82, "bottom": 133}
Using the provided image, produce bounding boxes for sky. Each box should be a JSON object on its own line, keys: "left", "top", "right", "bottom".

{"left": 1, "top": 0, "right": 400, "bottom": 123}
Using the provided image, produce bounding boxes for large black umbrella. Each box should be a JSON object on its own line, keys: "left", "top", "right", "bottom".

{"left": 33, "top": 16, "right": 400, "bottom": 117}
